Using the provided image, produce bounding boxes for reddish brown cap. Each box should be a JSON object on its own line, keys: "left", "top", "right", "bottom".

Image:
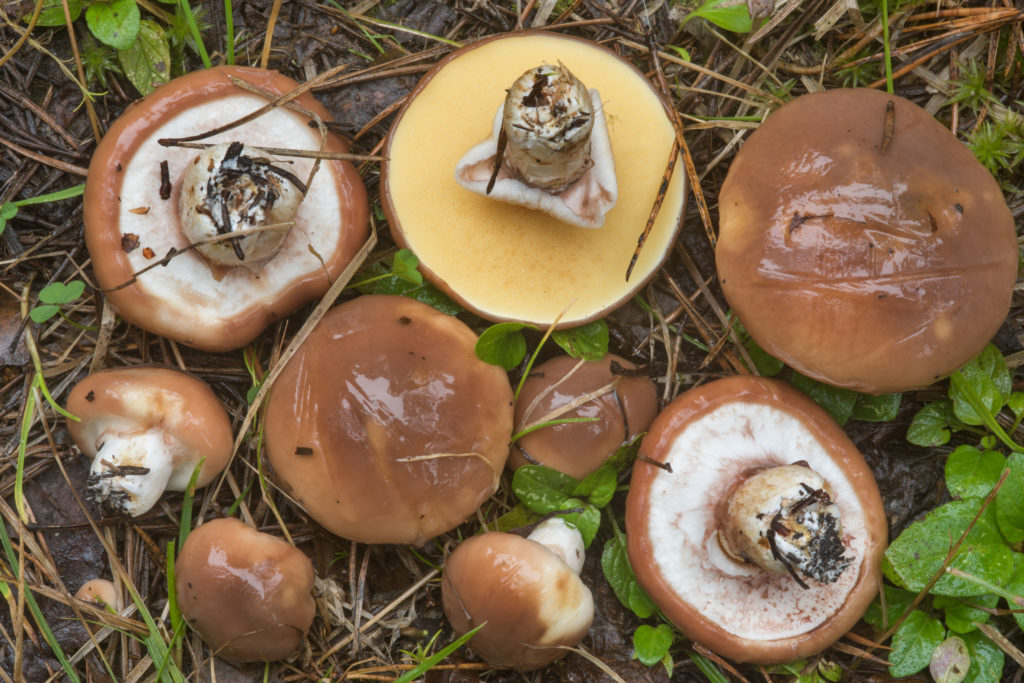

{"left": 383, "top": 32, "right": 685, "bottom": 328}
{"left": 84, "top": 66, "right": 369, "bottom": 351}
{"left": 717, "top": 88, "right": 1017, "bottom": 394}
{"left": 510, "top": 354, "right": 658, "bottom": 479}
{"left": 264, "top": 295, "right": 514, "bottom": 545}
{"left": 625, "top": 375, "right": 887, "bottom": 664}
{"left": 442, "top": 531, "right": 594, "bottom": 670}
{"left": 175, "top": 517, "right": 315, "bottom": 663}
{"left": 66, "top": 366, "right": 233, "bottom": 515}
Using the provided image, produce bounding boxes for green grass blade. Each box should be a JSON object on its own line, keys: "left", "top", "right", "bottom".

{"left": 178, "top": 0, "right": 212, "bottom": 69}
{"left": 12, "top": 184, "right": 85, "bottom": 206}
{"left": 223, "top": 0, "right": 234, "bottom": 65}
{"left": 393, "top": 624, "right": 484, "bottom": 683}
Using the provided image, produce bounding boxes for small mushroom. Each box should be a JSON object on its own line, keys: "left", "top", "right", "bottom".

{"left": 174, "top": 517, "right": 316, "bottom": 663}
{"left": 716, "top": 88, "right": 1018, "bottom": 393}
{"left": 84, "top": 66, "right": 369, "bottom": 351}
{"left": 625, "top": 375, "right": 887, "bottom": 664}
{"left": 75, "top": 579, "right": 120, "bottom": 612}
{"left": 264, "top": 295, "right": 514, "bottom": 545}
{"left": 383, "top": 32, "right": 685, "bottom": 328}
{"left": 66, "top": 367, "right": 233, "bottom": 517}
{"left": 510, "top": 354, "right": 658, "bottom": 479}
{"left": 442, "top": 518, "right": 594, "bottom": 670}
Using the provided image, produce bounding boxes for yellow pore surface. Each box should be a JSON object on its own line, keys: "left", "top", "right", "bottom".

{"left": 386, "top": 34, "right": 685, "bottom": 326}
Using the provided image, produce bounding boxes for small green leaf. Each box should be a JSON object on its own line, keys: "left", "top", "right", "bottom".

{"left": 633, "top": 624, "right": 674, "bottom": 666}
{"left": 511, "top": 465, "right": 577, "bottom": 513}
{"left": 0, "top": 203, "right": 17, "bottom": 235}
{"left": 851, "top": 392, "right": 902, "bottom": 422}
{"left": 38, "top": 280, "right": 85, "bottom": 305}
{"left": 685, "top": 0, "right": 753, "bottom": 33}
{"left": 888, "top": 610, "right": 945, "bottom": 677}
{"left": 493, "top": 503, "right": 540, "bottom": 532}
{"left": 1008, "top": 392, "right": 1024, "bottom": 417}
{"left": 86, "top": 0, "right": 141, "bottom": 50}
{"left": 961, "top": 630, "right": 1004, "bottom": 683}
{"left": 551, "top": 320, "right": 609, "bottom": 361}
{"left": 996, "top": 453, "right": 1024, "bottom": 543}
{"left": 572, "top": 464, "right": 617, "bottom": 508}
{"left": 391, "top": 248, "right": 423, "bottom": 286}
{"left": 883, "top": 499, "right": 1013, "bottom": 597}
{"left": 944, "top": 445, "right": 1005, "bottom": 499}
{"left": 863, "top": 584, "right": 918, "bottom": 632}
{"left": 789, "top": 372, "right": 858, "bottom": 425}
{"left": 1005, "top": 553, "right": 1024, "bottom": 631}
{"left": 666, "top": 45, "right": 691, "bottom": 62}
{"left": 561, "top": 503, "right": 601, "bottom": 547}
{"left": 475, "top": 322, "right": 535, "bottom": 370}
{"left": 908, "top": 400, "right": 958, "bottom": 447}
{"left": 118, "top": 20, "right": 170, "bottom": 95}
{"left": 934, "top": 593, "right": 998, "bottom": 633}
{"left": 606, "top": 433, "right": 644, "bottom": 474}
{"left": 29, "top": 0, "right": 83, "bottom": 26}
{"left": 601, "top": 533, "right": 654, "bottom": 618}
{"left": 950, "top": 345, "right": 1011, "bottom": 426}
{"left": 29, "top": 305, "right": 59, "bottom": 323}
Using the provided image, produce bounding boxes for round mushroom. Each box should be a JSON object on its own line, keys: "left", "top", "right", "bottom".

{"left": 442, "top": 518, "right": 594, "bottom": 670}
{"left": 510, "top": 354, "right": 658, "bottom": 479}
{"left": 75, "top": 579, "right": 120, "bottom": 612}
{"left": 174, "top": 517, "right": 316, "bottom": 663}
{"left": 383, "top": 32, "right": 686, "bottom": 328}
{"left": 716, "top": 88, "right": 1018, "bottom": 394}
{"left": 66, "top": 367, "right": 233, "bottom": 517}
{"left": 83, "top": 66, "right": 369, "bottom": 352}
{"left": 625, "top": 375, "right": 887, "bottom": 664}
{"left": 264, "top": 295, "right": 514, "bottom": 545}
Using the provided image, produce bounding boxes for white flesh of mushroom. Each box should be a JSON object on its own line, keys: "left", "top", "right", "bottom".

{"left": 88, "top": 431, "right": 175, "bottom": 517}
{"left": 455, "top": 65, "right": 617, "bottom": 228}
{"left": 179, "top": 141, "right": 304, "bottom": 267}
{"left": 527, "top": 517, "right": 586, "bottom": 575}
{"left": 642, "top": 401, "right": 870, "bottom": 641}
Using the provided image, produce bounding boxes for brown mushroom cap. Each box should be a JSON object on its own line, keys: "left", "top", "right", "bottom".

{"left": 75, "top": 579, "right": 120, "bottom": 611}
{"left": 174, "top": 517, "right": 315, "bottom": 663}
{"left": 383, "top": 32, "right": 685, "bottom": 328}
{"left": 66, "top": 366, "right": 233, "bottom": 511}
{"left": 264, "top": 295, "right": 514, "bottom": 545}
{"left": 510, "top": 354, "right": 658, "bottom": 479}
{"left": 84, "top": 66, "right": 369, "bottom": 352}
{"left": 441, "top": 531, "right": 594, "bottom": 670}
{"left": 625, "top": 375, "right": 887, "bottom": 664}
{"left": 716, "top": 88, "right": 1017, "bottom": 394}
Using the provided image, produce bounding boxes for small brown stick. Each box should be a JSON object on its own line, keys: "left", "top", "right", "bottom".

{"left": 486, "top": 126, "right": 509, "bottom": 195}
{"left": 880, "top": 100, "right": 896, "bottom": 154}
{"left": 158, "top": 139, "right": 383, "bottom": 163}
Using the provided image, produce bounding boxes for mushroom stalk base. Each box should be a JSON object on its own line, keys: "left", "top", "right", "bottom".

{"left": 527, "top": 518, "right": 585, "bottom": 574}
{"left": 87, "top": 432, "right": 174, "bottom": 516}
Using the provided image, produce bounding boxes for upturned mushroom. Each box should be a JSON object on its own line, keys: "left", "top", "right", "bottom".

{"left": 717, "top": 88, "right": 1018, "bottom": 394}
{"left": 625, "top": 375, "right": 887, "bottom": 664}
{"left": 84, "top": 66, "right": 369, "bottom": 352}
{"left": 383, "top": 32, "right": 686, "bottom": 328}
{"left": 510, "top": 354, "right": 658, "bottom": 479}
{"left": 66, "top": 367, "right": 233, "bottom": 517}
{"left": 264, "top": 295, "right": 514, "bottom": 545}
{"left": 174, "top": 517, "right": 316, "bottom": 663}
{"left": 442, "top": 518, "right": 593, "bottom": 670}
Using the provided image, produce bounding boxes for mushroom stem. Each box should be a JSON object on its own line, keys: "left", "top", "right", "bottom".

{"left": 87, "top": 432, "right": 174, "bottom": 517}
{"left": 719, "top": 463, "right": 851, "bottom": 587}
{"left": 500, "top": 64, "right": 594, "bottom": 192}
{"left": 179, "top": 141, "right": 305, "bottom": 267}
{"left": 526, "top": 518, "right": 585, "bottom": 575}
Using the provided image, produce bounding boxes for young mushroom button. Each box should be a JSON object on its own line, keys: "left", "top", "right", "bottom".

{"left": 510, "top": 354, "right": 658, "bottom": 480}
{"left": 66, "top": 367, "right": 233, "bottom": 517}
{"left": 716, "top": 88, "right": 1017, "bottom": 394}
{"left": 264, "top": 295, "right": 514, "bottom": 545}
{"left": 383, "top": 32, "right": 686, "bottom": 328}
{"left": 625, "top": 376, "right": 887, "bottom": 664}
{"left": 442, "top": 518, "right": 594, "bottom": 670}
{"left": 174, "top": 517, "right": 316, "bottom": 663}
{"left": 83, "top": 66, "right": 369, "bottom": 352}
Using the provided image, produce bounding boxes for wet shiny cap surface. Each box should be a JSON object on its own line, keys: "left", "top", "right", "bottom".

{"left": 717, "top": 88, "right": 1017, "bottom": 393}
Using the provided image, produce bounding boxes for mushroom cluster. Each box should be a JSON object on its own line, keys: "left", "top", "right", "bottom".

{"left": 84, "top": 66, "right": 369, "bottom": 352}
{"left": 717, "top": 88, "right": 1018, "bottom": 393}
{"left": 626, "top": 376, "right": 887, "bottom": 664}
{"left": 264, "top": 294, "right": 514, "bottom": 545}
{"left": 66, "top": 366, "right": 233, "bottom": 517}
